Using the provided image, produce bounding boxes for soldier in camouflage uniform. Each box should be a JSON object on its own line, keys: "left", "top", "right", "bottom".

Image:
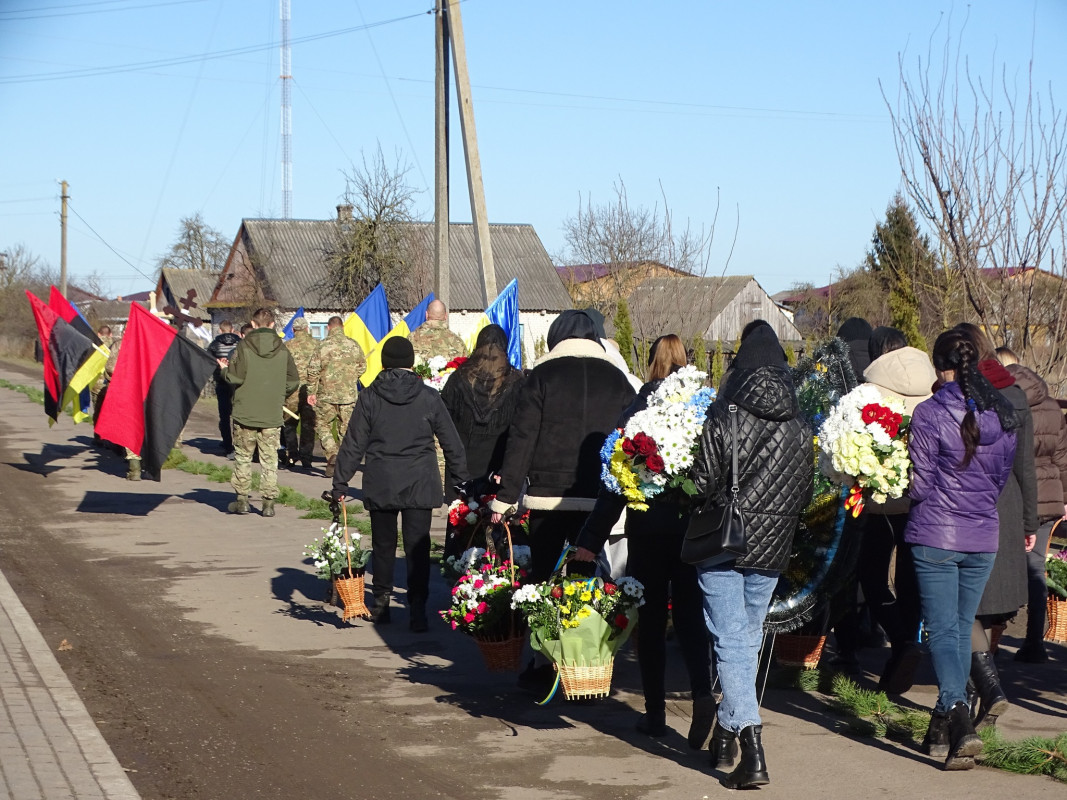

{"left": 90, "top": 326, "right": 114, "bottom": 432}
{"left": 307, "top": 315, "right": 366, "bottom": 477}
{"left": 408, "top": 300, "right": 466, "bottom": 497}
{"left": 282, "top": 317, "right": 318, "bottom": 469}
{"left": 409, "top": 299, "right": 467, "bottom": 363}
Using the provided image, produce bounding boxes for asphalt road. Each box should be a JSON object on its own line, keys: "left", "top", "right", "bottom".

{"left": 0, "top": 357, "right": 1064, "bottom": 800}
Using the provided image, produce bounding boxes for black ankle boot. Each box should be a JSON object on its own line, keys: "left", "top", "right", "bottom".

{"left": 970, "top": 651, "right": 1009, "bottom": 728}
{"left": 709, "top": 726, "right": 739, "bottom": 770}
{"left": 720, "top": 725, "right": 769, "bottom": 789}
{"left": 922, "top": 710, "right": 950, "bottom": 759}
{"left": 688, "top": 695, "right": 717, "bottom": 750}
{"left": 635, "top": 709, "right": 667, "bottom": 737}
{"left": 370, "top": 596, "right": 391, "bottom": 625}
{"left": 944, "top": 701, "right": 982, "bottom": 770}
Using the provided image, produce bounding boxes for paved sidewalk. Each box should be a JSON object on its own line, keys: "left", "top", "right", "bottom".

{"left": 0, "top": 568, "right": 140, "bottom": 799}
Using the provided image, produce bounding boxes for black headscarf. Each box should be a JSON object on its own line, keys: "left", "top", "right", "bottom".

{"left": 444, "top": 324, "right": 524, "bottom": 424}
{"left": 836, "top": 317, "right": 873, "bottom": 385}
{"left": 732, "top": 325, "right": 787, "bottom": 370}
{"left": 547, "top": 309, "right": 603, "bottom": 351}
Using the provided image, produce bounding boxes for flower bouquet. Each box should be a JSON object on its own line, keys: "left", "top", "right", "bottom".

{"left": 440, "top": 548, "right": 530, "bottom": 671}
{"left": 414, "top": 354, "right": 467, "bottom": 391}
{"left": 1046, "top": 550, "right": 1067, "bottom": 642}
{"left": 512, "top": 574, "right": 644, "bottom": 699}
{"left": 443, "top": 491, "right": 531, "bottom": 570}
{"left": 600, "top": 366, "right": 715, "bottom": 511}
{"left": 817, "top": 383, "right": 911, "bottom": 516}
{"left": 303, "top": 521, "right": 372, "bottom": 621}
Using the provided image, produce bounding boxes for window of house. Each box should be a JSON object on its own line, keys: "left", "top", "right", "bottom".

{"left": 310, "top": 323, "right": 328, "bottom": 340}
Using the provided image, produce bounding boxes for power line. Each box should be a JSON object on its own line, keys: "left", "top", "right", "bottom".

{"left": 0, "top": 0, "right": 205, "bottom": 22}
{"left": 66, "top": 203, "right": 156, "bottom": 282}
{"left": 0, "top": 11, "right": 430, "bottom": 85}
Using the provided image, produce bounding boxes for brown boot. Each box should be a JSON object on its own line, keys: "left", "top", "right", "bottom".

{"left": 324, "top": 455, "right": 336, "bottom": 478}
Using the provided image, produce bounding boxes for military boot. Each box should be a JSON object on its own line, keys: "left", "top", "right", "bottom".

{"left": 324, "top": 454, "right": 336, "bottom": 478}
{"left": 261, "top": 499, "right": 276, "bottom": 517}
{"left": 126, "top": 458, "right": 141, "bottom": 481}
{"left": 227, "top": 495, "right": 250, "bottom": 514}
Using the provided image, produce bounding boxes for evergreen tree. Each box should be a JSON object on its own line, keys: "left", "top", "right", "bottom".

{"left": 866, "top": 194, "right": 930, "bottom": 351}
{"left": 784, "top": 341, "right": 797, "bottom": 366}
{"left": 692, "top": 334, "right": 708, "bottom": 373}
{"left": 613, "top": 298, "right": 636, "bottom": 371}
{"left": 711, "top": 340, "right": 725, "bottom": 387}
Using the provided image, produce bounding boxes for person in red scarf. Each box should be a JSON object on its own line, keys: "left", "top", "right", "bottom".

{"left": 954, "top": 323, "right": 1038, "bottom": 729}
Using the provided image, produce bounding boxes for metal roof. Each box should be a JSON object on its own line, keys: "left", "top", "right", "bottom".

{"left": 156, "top": 268, "right": 220, "bottom": 321}
{"left": 232, "top": 219, "right": 572, "bottom": 311}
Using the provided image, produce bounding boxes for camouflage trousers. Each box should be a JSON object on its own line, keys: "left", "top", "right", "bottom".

{"left": 282, "top": 399, "right": 316, "bottom": 462}
{"left": 231, "top": 422, "right": 280, "bottom": 500}
{"left": 315, "top": 402, "right": 355, "bottom": 461}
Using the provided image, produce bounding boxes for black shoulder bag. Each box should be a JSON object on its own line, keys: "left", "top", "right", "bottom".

{"left": 680, "top": 404, "right": 747, "bottom": 568}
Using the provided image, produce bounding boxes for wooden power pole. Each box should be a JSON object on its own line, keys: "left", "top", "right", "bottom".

{"left": 440, "top": 0, "right": 496, "bottom": 306}
{"left": 60, "top": 180, "right": 69, "bottom": 298}
{"left": 434, "top": 3, "right": 450, "bottom": 307}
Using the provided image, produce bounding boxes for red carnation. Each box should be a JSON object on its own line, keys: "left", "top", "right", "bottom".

{"left": 632, "top": 432, "right": 657, "bottom": 457}
{"left": 861, "top": 404, "right": 880, "bottom": 424}
{"left": 603, "top": 583, "right": 617, "bottom": 595}
{"left": 551, "top": 586, "right": 564, "bottom": 599}
{"left": 446, "top": 356, "right": 468, "bottom": 370}
{"left": 614, "top": 613, "right": 629, "bottom": 629}
{"left": 645, "top": 454, "right": 665, "bottom": 473}
{"left": 621, "top": 438, "right": 637, "bottom": 457}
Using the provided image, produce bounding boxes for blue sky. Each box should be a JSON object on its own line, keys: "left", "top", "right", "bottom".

{"left": 1, "top": 0, "right": 1064, "bottom": 299}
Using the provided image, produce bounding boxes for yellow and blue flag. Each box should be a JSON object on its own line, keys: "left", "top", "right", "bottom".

{"left": 359, "top": 320, "right": 411, "bottom": 388}
{"left": 281, "top": 307, "right": 304, "bottom": 340}
{"left": 344, "top": 283, "right": 390, "bottom": 355}
{"left": 466, "top": 278, "right": 520, "bottom": 367}
{"left": 403, "top": 292, "right": 435, "bottom": 333}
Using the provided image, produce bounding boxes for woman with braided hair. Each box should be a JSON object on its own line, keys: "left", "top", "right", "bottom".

{"left": 904, "top": 329, "right": 1018, "bottom": 771}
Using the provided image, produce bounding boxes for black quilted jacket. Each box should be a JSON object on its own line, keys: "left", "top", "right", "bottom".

{"left": 691, "top": 365, "right": 813, "bottom": 573}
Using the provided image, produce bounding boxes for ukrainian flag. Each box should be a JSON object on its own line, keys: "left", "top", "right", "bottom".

{"left": 465, "top": 278, "right": 521, "bottom": 367}
{"left": 404, "top": 292, "right": 435, "bottom": 333}
{"left": 281, "top": 307, "right": 304, "bottom": 340}
{"left": 343, "top": 284, "right": 391, "bottom": 355}
{"left": 359, "top": 320, "right": 411, "bottom": 388}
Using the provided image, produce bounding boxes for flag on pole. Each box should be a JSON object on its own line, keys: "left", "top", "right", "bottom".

{"left": 25, "top": 291, "right": 109, "bottom": 425}
{"left": 343, "top": 283, "right": 391, "bottom": 355}
{"left": 358, "top": 321, "right": 412, "bottom": 388}
{"left": 48, "top": 285, "right": 106, "bottom": 417}
{"left": 465, "top": 278, "right": 521, "bottom": 367}
{"left": 403, "top": 292, "right": 435, "bottom": 333}
{"left": 281, "top": 307, "right": 305, "bottom": 341}
{"left": 95, "top": 303, "right": 217, "bottom": 479}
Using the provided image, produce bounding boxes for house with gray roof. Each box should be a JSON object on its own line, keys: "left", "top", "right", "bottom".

{"left": 626, "top": 275, "right": 802, "bottom": 347}
{"left": 207, "top": 214, "right": 573, "bottom": 355}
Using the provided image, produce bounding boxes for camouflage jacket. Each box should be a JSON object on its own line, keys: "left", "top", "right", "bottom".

{"left": 307, "top": 327, "right": 365, "bottom": 403}
{"left": 410, "top": 319, "right": 467, "bottom": 362}
{"left": 284, "top": 330, "right": 318, "bottom": 404}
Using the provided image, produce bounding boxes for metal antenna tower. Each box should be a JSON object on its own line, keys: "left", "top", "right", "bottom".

{"left": 280, "top": 0, "right": 292, "bottom": 218}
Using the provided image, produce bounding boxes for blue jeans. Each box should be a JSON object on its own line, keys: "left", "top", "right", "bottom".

{"left": 910, "top": 545, "right": 995, "bottom": 712}
{"left": 697, "top": 566, "right": 778, "bottom": 732}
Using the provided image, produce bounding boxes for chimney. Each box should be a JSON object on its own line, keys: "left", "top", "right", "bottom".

{"left": 337, "top": 204, "right": 354, "bottom": 222}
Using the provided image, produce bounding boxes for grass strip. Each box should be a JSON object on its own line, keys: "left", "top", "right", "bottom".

{"left": 783, "top": 668, "right": 1066, "bottom": 781}
{"left": 0, "top": 378, "right": 46, "bottom": 406}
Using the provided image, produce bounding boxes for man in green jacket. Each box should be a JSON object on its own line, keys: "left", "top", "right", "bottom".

{"left": 218, "top": 308, "right": 300, "bottom": 516}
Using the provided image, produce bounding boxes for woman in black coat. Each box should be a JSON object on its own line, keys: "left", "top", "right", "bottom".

{"left": 573, "top": 334, "right": 713, "bottom": 749}
{"left": 488, "top": 310, "right": 635, "bottom": 582}
{"left": 332, "top": 338, "right": 469, "bottom": 631}
{"left": 690, "top": 325, "right": 812, "bottom": 789}
{"left": 440, "top": 324, "right": 525, "bottom": 488}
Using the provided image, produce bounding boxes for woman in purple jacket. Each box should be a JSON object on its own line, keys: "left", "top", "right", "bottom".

{"left": 905, "top": 329, "right": 1018, "bottom": 771}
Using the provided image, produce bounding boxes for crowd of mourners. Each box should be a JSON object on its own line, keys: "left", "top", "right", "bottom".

{"left": 90, "top": 301, "right": 1063, "bottom": 789}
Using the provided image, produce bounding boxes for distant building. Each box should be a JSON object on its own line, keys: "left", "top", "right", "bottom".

{"left": 207, "top": 214, "right": 573, "bottom": 355}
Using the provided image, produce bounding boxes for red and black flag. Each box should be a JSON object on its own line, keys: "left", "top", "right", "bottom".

{"left": 95, "top": 303, "right": 217, "bottom": 479}
{"left": 25, "top": 291, "right": 109, "bottom": 425}
{"left": 48, "top": 285, "right": 102, "bottom": 346}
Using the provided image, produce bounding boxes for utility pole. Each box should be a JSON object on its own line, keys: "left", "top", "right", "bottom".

{"left": 443, "top": 0, "right": 496, "bottom": 306}
{"left": 60, "top": 180, "right": 69, "bottom": 298}
{"left": 281, "top": 0, "right": 293, "bottom": 218}
{"left": 434, "top": 2, "right": 450, "bottom": 307}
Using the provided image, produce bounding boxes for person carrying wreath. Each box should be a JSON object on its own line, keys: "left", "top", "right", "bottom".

{"left": 572, "top": 334, "right": 714, "bottom": 751}
{"left": 331, "top": 337, "right": 469, "bottom": 632}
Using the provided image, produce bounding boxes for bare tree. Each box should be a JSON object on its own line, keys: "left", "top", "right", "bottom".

{"left": 156, "top": 213, "right": 230, "bottom": 272}
{"left": 323, "top": 145, "right": 426, "bottom": 310}
{"left": 884, "top": 21, "right": 1067, "bottom": 385}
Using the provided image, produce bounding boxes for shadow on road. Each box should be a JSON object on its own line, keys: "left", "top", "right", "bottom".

{"left": 182, "top": 487, "right": 237, "bottom": 513}
{"left": 76, "top": 490, "right": 170, "bottom": 516}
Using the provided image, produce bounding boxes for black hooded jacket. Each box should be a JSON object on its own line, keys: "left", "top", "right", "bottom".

{"left": 333, "top": 369, "right": 469, "bottom": 511}
{"left": 691, "top": 364, "right": 813, "bottom": 572}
